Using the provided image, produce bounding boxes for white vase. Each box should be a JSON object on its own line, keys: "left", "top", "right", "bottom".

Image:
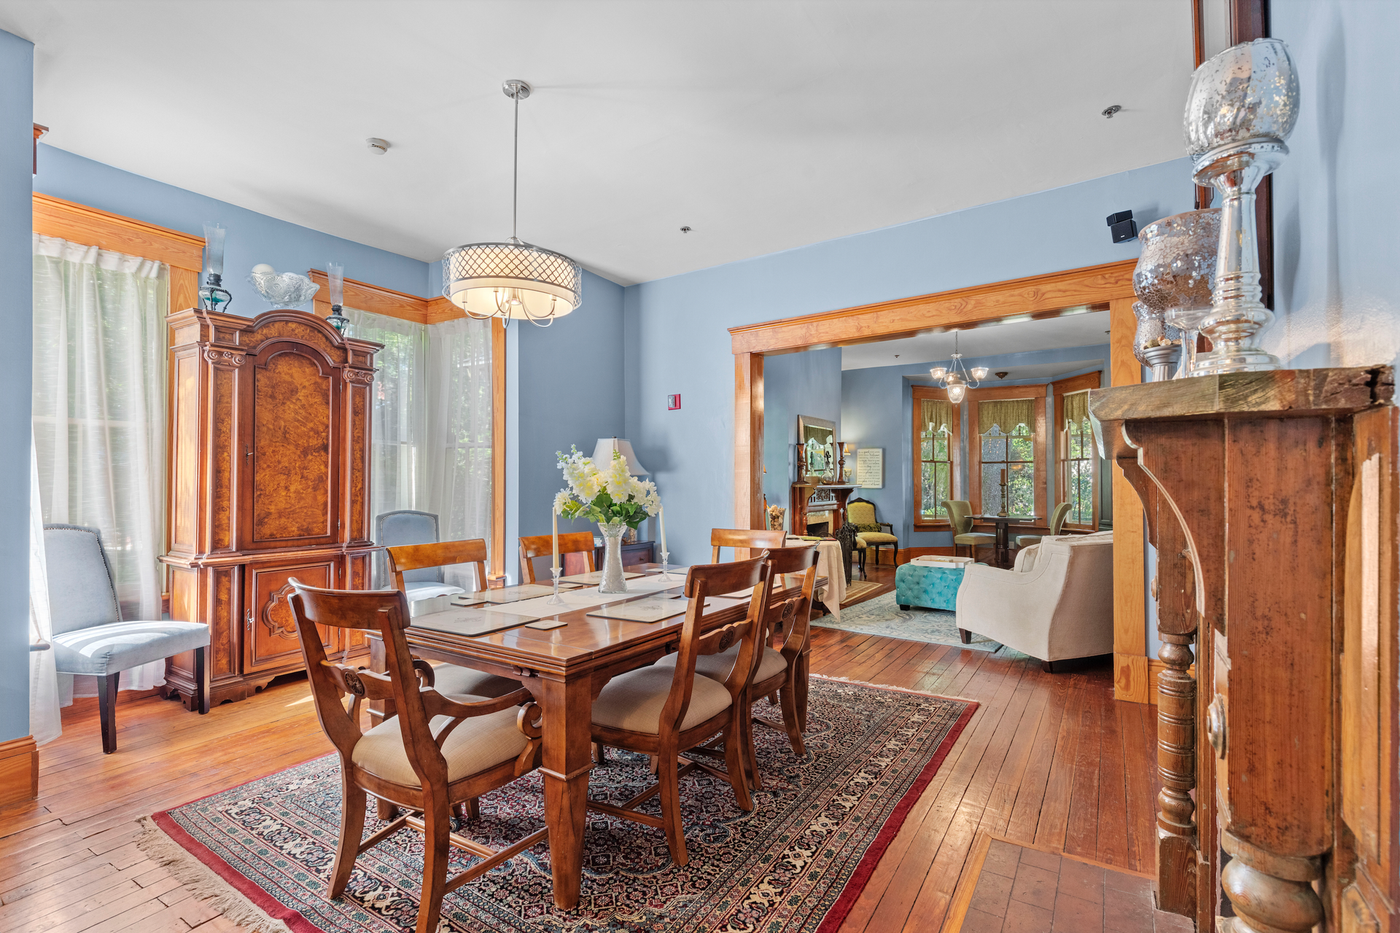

{"left": 598, "top": 521, "right": 629, "bottom": 594}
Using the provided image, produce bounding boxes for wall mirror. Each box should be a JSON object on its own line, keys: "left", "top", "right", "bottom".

{"left": 797, "top": 415, "right": 836, "bottom": 482}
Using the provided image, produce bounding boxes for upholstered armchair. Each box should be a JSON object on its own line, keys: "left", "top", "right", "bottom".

{"left": 847, "top": 498, "right": 896, "bottom": 568}
{"left": 954, "top": 532, "right": 1114, "bottom": 670}
{"left": 44, "top": 525, "right": 210, "bottom": 753}
{"left": 1017, "top": 500, "right": 1072, "bottom": 548}
{"left": 375, "top": 510, "right": 465, "bottom": 601}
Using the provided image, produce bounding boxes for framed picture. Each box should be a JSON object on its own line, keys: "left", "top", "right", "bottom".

{"left": 856, "top": 447, "right": 884, "bottom": 489}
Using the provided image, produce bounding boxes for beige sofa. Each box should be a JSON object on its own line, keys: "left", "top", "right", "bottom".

{"left": 954, "top": 532, "right": 1114, "bottom": 668}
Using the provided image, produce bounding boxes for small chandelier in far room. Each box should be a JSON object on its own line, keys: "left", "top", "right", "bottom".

{"left": 442, "top": 79, "right": 582, "bottom": 327}
{"left": 928, "top": 331, "right": 989, "bottom": 404}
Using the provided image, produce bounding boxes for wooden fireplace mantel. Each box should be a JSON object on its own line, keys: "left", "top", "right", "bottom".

{"left": 1090, "top": 366, "right": 1396, "bottom": 932}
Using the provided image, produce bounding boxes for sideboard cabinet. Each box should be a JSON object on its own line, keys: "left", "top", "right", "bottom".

{"left": 160, "top": 308, "right": 380, "bottom": 707}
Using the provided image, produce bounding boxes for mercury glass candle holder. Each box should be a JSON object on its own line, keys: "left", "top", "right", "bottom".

{"left": 1184, "top": 38, "right": 1299, "bottom": 374}
{"left": 1134, "top": 209, "right": 1220, "bottom": 378}
{"left": 1133, "top": 302, "right": 1182, "bottom": 382}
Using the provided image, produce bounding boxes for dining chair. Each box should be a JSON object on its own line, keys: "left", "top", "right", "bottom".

{"left": 709, "top": 527, "right": 786, "bottom": 563}
{"left": 686, "top": 544, "right": 819, "bottom": 785}
{"left": 1017, "top": 500, "right": 1072, "bottom": 548}
{"left": 385, "top": 539, "right": 522, "bottom": 701}
{"left": 588, "top": 555, "right": 773, "bottom": 867}
{"left": 375, "top": 510, "right": 465, "bottom": 601}
{"left": 43, "top": 524, "right": 210, "bottom": 754}
{"left": 287, "top": 579, "right": 547, "bottom": 933}
{"left": 943, "top": 499, "right": 996, "bottom": 560}
{"left": 518, "top": 531, "right": 595, "bottom": 583}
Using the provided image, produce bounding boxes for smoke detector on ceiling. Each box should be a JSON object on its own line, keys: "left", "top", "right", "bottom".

{"left": 366, "top": 138, "right": 390, "bottom": 155}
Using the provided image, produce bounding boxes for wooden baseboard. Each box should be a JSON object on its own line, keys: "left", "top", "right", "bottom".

{"left": 1114, "top": 652, "right": 1151, "bottom": 704}
{"left": 0, "top": 735, "right": 38, "bottom": 806}
{"left": 896, "top": 546, "right": 955, "bottom": 565}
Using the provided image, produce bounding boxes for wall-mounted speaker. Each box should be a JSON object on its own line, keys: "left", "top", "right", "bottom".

{"left": 1107, "top": 210, "right": 1138, "bottom": 243}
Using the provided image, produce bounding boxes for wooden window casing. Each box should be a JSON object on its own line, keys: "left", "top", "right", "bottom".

{"left": 967, "top": 386, "right": 1047, "bottom": 520}
{"left": 912, "top": 386, "right": 961, "bottom": 528}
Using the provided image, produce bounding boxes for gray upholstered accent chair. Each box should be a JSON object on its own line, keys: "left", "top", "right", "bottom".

{"left": 374, "top": 510, "right": 465, "bottom": 602}
{"left": 1017, "top": 501, "right": 1073, "bottom": 549}
{"left": 943, "top": 499, "right": 996, "bottom": 559}
{"left": 44, "top": 524, "right": 210, "bottom": 754}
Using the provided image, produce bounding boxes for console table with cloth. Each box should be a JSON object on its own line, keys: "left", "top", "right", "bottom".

{"left": 364, "top": 563, "right": 823, "bottom": 910}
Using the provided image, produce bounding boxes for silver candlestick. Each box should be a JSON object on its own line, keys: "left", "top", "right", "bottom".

{"left": 1184, "top": 38, "right": 1299, "bottom": 374}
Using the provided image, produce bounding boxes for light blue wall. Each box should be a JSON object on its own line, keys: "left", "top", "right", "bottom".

{"left": 1269, "top": 0, "right": 1400, "bottom": 371}
{"left": 761, "top": 347, "right": 842, "bottom": 510}
{"left": 625, "top": 158, "right": 1195, "bottom": 565}
{"left": 509, "top": 270, "right": 627, "bottom": 580}
{"left": 34, "top": 145, "right": 434, "bottom": 309}
{"left": 840, "top": 346, "right": 1109, "bottom": 551}
{"left": 0, "top": 29, "right": 33, "bottom": 742}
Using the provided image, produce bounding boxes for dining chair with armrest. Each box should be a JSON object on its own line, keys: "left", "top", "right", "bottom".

{"left": 44, "top": 524, "right": 210, "bottom": 754}
{"left": 588, "top": 555, "right": 773, "bottom": 866}
{"left": 943, "top": 500, "right": 996, "bottom": 560}
{"left": 288, "top": 580, "right": 547, "bottom": 933}
{"left": 1016, "top": 500, "right": 1072, "bottom": 548}
{"left": 709, "top": 527, "right": 786, "bottom": 563}
{"left": 375, "top": 510, "right": 465, "bottom": 601}
{"left": 519, "top": 531, "right": 595, "bottom": 583}
{"left": 385, "top": 539, "right": 522, "bottom": 701}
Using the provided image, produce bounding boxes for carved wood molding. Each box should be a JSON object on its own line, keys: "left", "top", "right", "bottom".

{"left": 202, "top": 347, "right": 246, "bottom": 368}
{"left": 262, "top": 581, "right": 299, "bottom": 640}
{"left": 343, "top": 368, "right": 375, "bottom": 385}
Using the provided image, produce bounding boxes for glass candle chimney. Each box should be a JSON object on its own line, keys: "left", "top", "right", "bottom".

{"left": 327, "top": 262, "right": 345, "bottom": 308}
{"left": 202, "top": 222, "right": 226, "bottom": 278}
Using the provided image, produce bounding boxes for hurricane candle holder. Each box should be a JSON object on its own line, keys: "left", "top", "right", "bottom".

{"left": 1184, "top": 38, "right": 1299, "bottom": 374}
{"left": 198, "top": 222, "right": 231, "bottom": 311}
{"left": 326, "top": 262, "right": 349, "bottom": 334}
{"left": 1133, "top": 210, "right": 1220, "bottom": 378}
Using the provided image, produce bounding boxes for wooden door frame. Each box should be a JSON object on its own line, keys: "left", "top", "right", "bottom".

{"left": 728, "top": 259, "right": 1150, "bottom": 701}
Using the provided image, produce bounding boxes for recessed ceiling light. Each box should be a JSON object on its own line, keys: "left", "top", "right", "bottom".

{"left": 366, "top": 137, "right": 390, "bottom": 155}
{"left": 1102, "top": 105, "right": 1122, "bottom": 119}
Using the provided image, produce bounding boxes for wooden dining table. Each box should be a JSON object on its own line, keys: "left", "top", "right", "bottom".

{"left": 365, "top": 563, "right": 821, "bottom": 910}
{"left": 972, "top": 513, "right": 1040, "bottom": 567}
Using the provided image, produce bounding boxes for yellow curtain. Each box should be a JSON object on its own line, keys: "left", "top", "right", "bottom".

{"left": 921, "top": 397, "right": 952, "bottom": 435}
{"left": 978, "top": 398, "right": 1035, "bottom": 434}
{"left": 1062, "top": 390, "right": 1090, "bottom": 429}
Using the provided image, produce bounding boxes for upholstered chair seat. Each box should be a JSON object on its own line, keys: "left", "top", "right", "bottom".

{"left": 351, "top": 708, "right": 529, "bottom": 787}
{"left": 430, "top": 663, "right": 521, "bottom": 699}
{"left": 591, "top": 665, "right": 732, "bottom": 734}
{"left": 658, "top": 643, "right": 787, "bottom": 687}
{"left": 50, "top": 620, "right": 209, "bottom": 677}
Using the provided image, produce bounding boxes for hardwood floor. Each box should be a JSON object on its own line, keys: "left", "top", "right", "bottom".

{"left": 0, "top": 565, "right": 1157, "bottom": 933}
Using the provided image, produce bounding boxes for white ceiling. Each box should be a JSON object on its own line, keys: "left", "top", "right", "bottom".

{"left": 2, "top": 1, "right": 1193, "bottom": 286}
{"left": 841, "top": 309, "right": 1111, "bottom": 369}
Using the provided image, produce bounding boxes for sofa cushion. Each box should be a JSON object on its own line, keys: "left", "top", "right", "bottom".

{"left": 50, "top": 621, "right": 210, "bottom": 677}
{"left": 592, "top": 664, "right": 731, "bottom": 734}
{"left": 351, "top": 707, "right": 527, "bottom": 787}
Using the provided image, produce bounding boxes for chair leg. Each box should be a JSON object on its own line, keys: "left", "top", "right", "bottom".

{"left": 593, "top": 740, "right": 607, "bottom": 764}
{"left": 98, "top": 673, "right": 119, "bottom": 754}
{"left": 778, "top": 681, "right": 806, "bottom": 757}
{"left": 194, "top": 645, "right": 211, "bottom": 715}
{"left": 959, "top": 628, "right": 973, "bottom": 645}
{"left": 743, "top": 700, "right": 763, "bottom": 792}
{"left": 416, "top": 800, "right": 452, "bottom": 933}
{"left": 329, "top": 775, "right": 367, "bottom": 898}
{"left": 658, "top": 748, "right": 689, "bottom": 867}
{"left": 724, "top": 715, "right": 754, "bottom": 811}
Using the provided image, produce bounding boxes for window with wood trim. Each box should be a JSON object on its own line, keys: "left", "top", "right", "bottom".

{"left": 968, "top": 388, "right": 1047, "bottom": 520}
{"left": 1051, "top": 371, "right": 1101, "bottom": 529}
{"left": 913, "top": 387, "right": 960, "bottom": 525}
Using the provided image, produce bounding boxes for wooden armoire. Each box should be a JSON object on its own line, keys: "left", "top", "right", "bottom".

{"left": 1092, "top": 367, "right": 1398, "bottom": 933}
{"left": 160, "top": 308, "right": 380, "bottom": 707}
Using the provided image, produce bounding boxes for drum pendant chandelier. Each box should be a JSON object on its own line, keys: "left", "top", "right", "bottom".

{"left": 442, "top": 80, "right": 582, "bottom": 327}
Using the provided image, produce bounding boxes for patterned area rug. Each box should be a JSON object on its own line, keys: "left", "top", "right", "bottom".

{"left": 814, "top": 593, "right": 1000, "bottom": 651}
{"left": 142, "top": 678, "right": 975, "bottom": 933}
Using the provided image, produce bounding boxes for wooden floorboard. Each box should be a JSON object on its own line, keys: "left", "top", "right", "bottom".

{"left": 0, "top": 564, "right": 1159, "bottom": 933}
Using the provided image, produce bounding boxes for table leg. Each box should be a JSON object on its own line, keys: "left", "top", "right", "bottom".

{"left": 538, "top": 673, "right": 594, "bottom": 910}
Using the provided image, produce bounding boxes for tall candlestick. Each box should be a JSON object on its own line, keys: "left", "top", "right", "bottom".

{"left": 551, "top": 504, "right": 560, "bottom": 571}
{"left": 658, "top": 505, "right": 668, "bottom": 559}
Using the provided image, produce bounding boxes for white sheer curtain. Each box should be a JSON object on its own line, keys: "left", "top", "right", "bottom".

{"left": 29, "top": 434, "right": 60, "bottom": 745}
{"left": 349, "top": 309, "right": 493, "bottom": 591}
{"left": 423, "top": 318, "right": 494, "bottom": 589}
{"left": 32, "top": 234, "right": 168, "bottom": 699}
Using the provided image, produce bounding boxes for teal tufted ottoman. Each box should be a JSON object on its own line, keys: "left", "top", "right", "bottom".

{"left": 895, "top": 563, "right": 966, "bottom": 612}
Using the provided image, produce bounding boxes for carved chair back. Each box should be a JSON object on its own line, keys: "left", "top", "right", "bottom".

{"left": 518, "top": 532, "right": 595, "bottom": 583}
{"left": 709, "top": 527, "right": 787, "bottom": 563}
{"left": 761, "top": 545, "right": 820, "bottom": 668}
{"left": 386, "top": 538, "right": 488, "bottom": 595}
{"left": 665, "top": 556, "right": 773, "bottom": 732}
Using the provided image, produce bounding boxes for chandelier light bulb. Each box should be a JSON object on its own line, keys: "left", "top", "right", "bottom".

{"left": 929, "top": 366, "right": 948, "bottom": 380}
{"left": 947, "top": 380, "right": 967, "bottom": 404}
{"left": 970, "top": 366, "right": 991, "bottom": 381}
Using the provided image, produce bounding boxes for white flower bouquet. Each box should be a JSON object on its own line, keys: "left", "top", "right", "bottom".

{"left": 555, "top": 446, "right": 660, "bottom": 529}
